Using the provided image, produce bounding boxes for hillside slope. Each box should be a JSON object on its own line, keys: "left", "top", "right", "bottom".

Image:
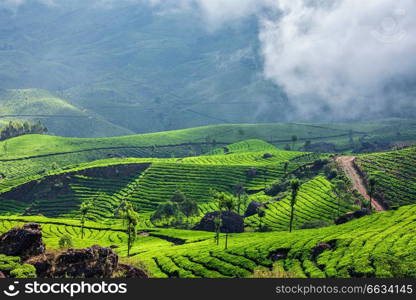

{"left": 0, "top": 89, "right": 133, "bottom": 137}
{"left": 357, "top": 147, "right": 416, "bottom": 207}
{"left": 0, "top": 204, "right": 415, "bottom": 278}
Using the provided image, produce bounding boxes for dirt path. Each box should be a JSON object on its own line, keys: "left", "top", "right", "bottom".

{"left": 336, "top": 156, "right": 385, "bottom": 212}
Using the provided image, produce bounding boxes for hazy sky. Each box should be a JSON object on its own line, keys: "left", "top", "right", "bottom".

{"left": 2, "top": 0, "right": 416, "bottom": 120}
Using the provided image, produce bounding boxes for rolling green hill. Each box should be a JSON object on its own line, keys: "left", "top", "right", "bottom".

{"left": 0, "top": 89, "right": 133, "bottom": 137}
{"left": 0, "top": 143, "right": 315, "bottom": 221}
{"left": 0, "top": 2, "right": 291, "bottom": 133}
{"left": 1, "top": 119, "right": 416, "bottom": 181}
{"left": 1, "top": 2, "right": 415, "bottom": 136}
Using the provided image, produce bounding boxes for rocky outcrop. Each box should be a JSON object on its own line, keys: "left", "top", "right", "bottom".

{"left": 244, "top": 201, "right": 264, "bottom": 217}
{"left": 28, "top": 245, "right": 118, "bottom": 278}
{"left": 269, "top": 248, "right": 290, "bottom": 262}
{"left": 194, "top": 211, "right": 244, "bottom": 233}
{"left": 335, "top": 209, "right": 371, "bottom": 225}
{"left": 0, "top": 223, "right": 45, "bottom": 260}
{"left": 311, "top": 240, "right": 337, "bottom": 262}
{"left": 116, "top": 264, "right": 148, "bottom": 278}
{"left": 0, "top": 223, "right": 147, "bottom": 278}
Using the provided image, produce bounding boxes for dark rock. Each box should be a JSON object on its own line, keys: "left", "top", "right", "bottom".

{"left": 116, "top": 264, "right": 148, "bottom": 278}
{"left": 262, "top": 153, "right": 274, "bottom": 159}
{"left": 244, "top": 201, "right": 264, "bottom": 217}
{"left": 352, "top": 208, "right": 371, "bottom": 218}
{"left": 25, "top": 253, "right": 54, "bottom": 277}
{"left": 335, "top": 209, "right": 371, "bottom": 225}
{"left": 53, "top": 245, "right": 118, "bottom": 278}
{"left": 0, "top": 223, "right": 45, "bottom": 260}
{"left": 109, "top": 245, "right": 119, "bottom": 249}
{"left": 194, "top": 211, "right": 244, "bottom": 233}
{"left": 269, "top": 248, "right": 290, "bottom": 262}
{"left": 28, "top": 245, "right": 119, "bottom": 278}
{"left": 311, "top": 241, "right": 337, "bottom": 261}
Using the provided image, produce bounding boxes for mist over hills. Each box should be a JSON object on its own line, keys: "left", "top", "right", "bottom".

{"left": 0, "top": 0, "right": 415, "bottom": 137}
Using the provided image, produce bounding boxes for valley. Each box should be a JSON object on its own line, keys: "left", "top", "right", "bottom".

{"left": 0, "top": 122, "right": 415, "bottom": 278}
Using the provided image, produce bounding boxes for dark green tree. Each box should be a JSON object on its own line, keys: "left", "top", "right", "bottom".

{"left": 151, "top": 201, "right": 181, "bottom": 224}
{"left": 216, "top": 192, "right": 235, "bottom": 249}
{"left": 283, "top": 162, "right": 289, "bottom": 176}
{"left": 233, "top": 183, "right": 246, "bottom": 214}
{"left": 80, "top": 200, "right": 93, "bottom": 239}
{"left": 124, "top": 203, "right": 139, "bottom": 257}
{"left": 289, "top": 179, "right": 301, "bottom": 232}
{"left": 291, "top": 135, "right": 298, "bottom": 150}
{"left": 179, "top": 198, "right": 199, "bottom": 226}
{"left": 171, "top": 190, "right": 186, "bottom": 203}
{"left": 257, "top": 207, "right": 265, "bottom": 232}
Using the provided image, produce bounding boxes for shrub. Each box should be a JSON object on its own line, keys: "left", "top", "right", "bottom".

{"left": 10, "top": 264, "right": 36, "bottom": 278}
{"left": 265, "top": 180, "right": 289, "bottom": 196}
{"left": 251, "top": 263, "right": 297, "bottom": 278}
{"left": 300, "top": 220, "right": 332, "bottom": 229}
{"left": 0, "top": 255, "right": 20, "bottom": 272}
{"left": 59, "top": 234, "right": 74, "bottom": 249}
{"left": 0, "top": 255, "right": 36, "bottom": 278}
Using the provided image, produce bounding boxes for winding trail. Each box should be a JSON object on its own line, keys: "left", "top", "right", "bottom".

{"left": 336, "top": 156, "right": 385, "bottom": 212}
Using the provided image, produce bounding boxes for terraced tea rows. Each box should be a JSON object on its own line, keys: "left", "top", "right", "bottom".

{"left": 183, "top": 150, "right": 305, "bottom": 166}
{"left": 1, "top": 203, "right": 416, "bottom": 278}
{"left": 126, "top": 163, "right": 286, "bottom": 210}
{"left": 357, "top": 147, "right": 416, "bottom": 207}
{"left": 0, "top": 164, "right": 149, "bottom": 222}
{"left": 139, "top": 204, "right": 416, "bottom": 278}
{"left": 206, "top": 139, "right": 278, "bottom": 155}
{"left": 245, "top": 176, "right": 353, "bottom": 231}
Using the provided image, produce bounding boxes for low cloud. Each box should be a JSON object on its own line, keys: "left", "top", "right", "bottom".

{"left": 259, "top": 0, "right": 416, "bottom": 120}
{"left": 3, "top": 0, "right": 416, "bottom": 120}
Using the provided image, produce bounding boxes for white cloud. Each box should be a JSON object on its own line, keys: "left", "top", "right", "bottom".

{"left": 259, "top": 0, "right": 416, "bottom": 119}
{"left": 3, "top": 0, "right": 415, "bottom": 119}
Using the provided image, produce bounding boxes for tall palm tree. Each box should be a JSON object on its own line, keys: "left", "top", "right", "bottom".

{"left": 289, "top": 179, "right": 301, "bottom": 232}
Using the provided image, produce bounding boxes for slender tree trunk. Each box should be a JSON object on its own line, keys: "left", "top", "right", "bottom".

{"left": 289, "top": 205, "right": 295, "bottom": 232}
{"left": 81, "top": 217, "right": 85, "bottom": 239}
{"left": 225, "top": 233, "right": 228, "bottom": 250}
{"left": 127, "top": 223, "right": 131, "bottom": 257}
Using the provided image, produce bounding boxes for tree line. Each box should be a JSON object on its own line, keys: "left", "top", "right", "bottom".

{"left": 0, "top": 120, "right": 48, "bottom": 141}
